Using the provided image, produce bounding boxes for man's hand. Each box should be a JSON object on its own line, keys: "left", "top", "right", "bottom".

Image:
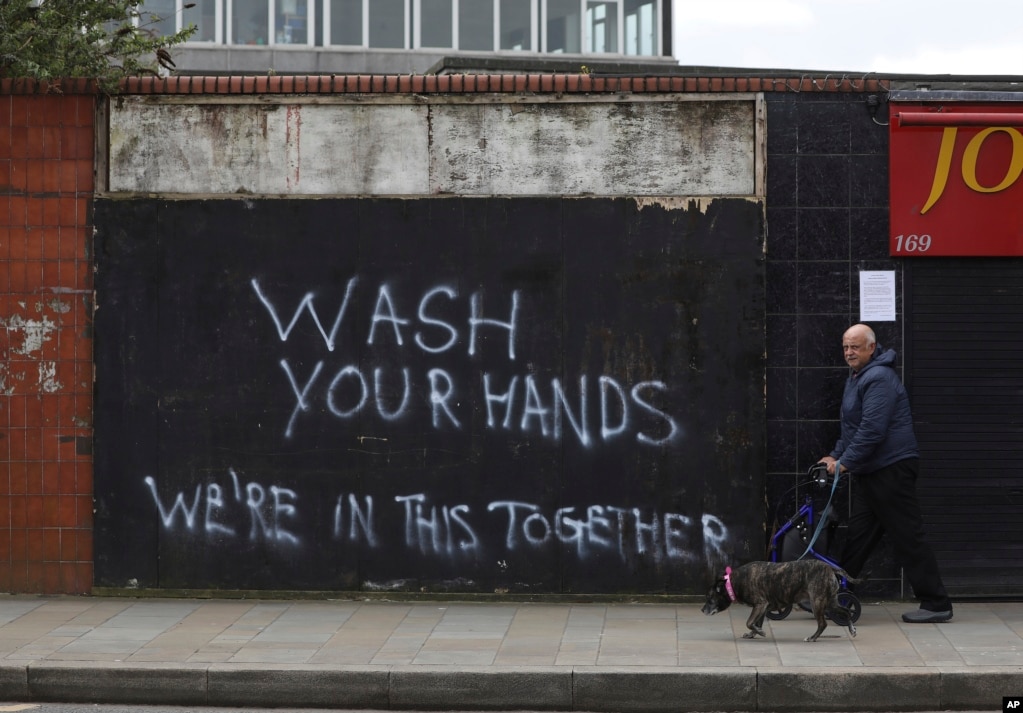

{"left": 818, "top": 456, "right": 840, "bottom": 475}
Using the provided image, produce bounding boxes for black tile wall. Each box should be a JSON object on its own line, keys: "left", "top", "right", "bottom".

{"left": 797, "top": 155, "right": 851, "bottom": 208}
{"left": 765, "top": 207, "right": 797, "bottom": 260}
{"left": 765, "top": 92, "right": 907, "bottom": 597}
{"left": 850, "top": 208, "right": 891, "bottom": 260}
{"left": 766, "top": 260, "right": 798, "bottom": 313}
{"left": 766, "top": 154, "right": 798, "bottom": 207}
{"left": 798, "top": 208, "right": 849, "bottom": 260}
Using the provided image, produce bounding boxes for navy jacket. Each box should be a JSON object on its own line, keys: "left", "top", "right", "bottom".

{"left": 830, "top": 344, "right": 919, "bottom": 474}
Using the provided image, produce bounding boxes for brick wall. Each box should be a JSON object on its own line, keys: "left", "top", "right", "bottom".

{"left": 0, "top": 84, "right": 95, "bottom": 594}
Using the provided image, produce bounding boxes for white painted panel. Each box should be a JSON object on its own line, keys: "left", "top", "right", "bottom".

{"left": 109, "top": 100, "right": 430, "bottom": 195}
{"left": 108, "top": 97, "right": 755, "bottom": 197}
{"left": 429, "top": 100, "right": 755, "bottom": 196}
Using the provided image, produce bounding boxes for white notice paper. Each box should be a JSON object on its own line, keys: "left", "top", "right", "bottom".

{"left": 859, "top": 271, "right": 896, "bottom": 322}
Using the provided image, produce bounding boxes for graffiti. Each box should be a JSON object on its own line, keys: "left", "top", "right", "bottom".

{"left": 144, "top": 470, "right": 299, "bottom": 545}
{"left": 144, "top": 473, "right": 730, "bottom": 566}
{"left": 487, "top": 501, "right": 728, "bottom": 564}
{"left": 396, "top": 494, "right": 480, "bottom": 557}
{"left": 253, "top": 277, "right": 681, "bottom": 447}
{"left": 251, "top": 278, "right": 518, "bottom": 358}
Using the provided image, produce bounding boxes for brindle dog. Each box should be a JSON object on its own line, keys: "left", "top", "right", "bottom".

{"left": 701, "top": 559, "right": 859, "bottom": 642}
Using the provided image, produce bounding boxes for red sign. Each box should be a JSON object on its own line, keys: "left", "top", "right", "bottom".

{"left": 889, "top": 103, "right": 1023, "bottom": 256}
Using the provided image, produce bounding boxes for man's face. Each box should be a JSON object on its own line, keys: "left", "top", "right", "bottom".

{"left": 842, "top": 332, "right": 875, "bottom": 371}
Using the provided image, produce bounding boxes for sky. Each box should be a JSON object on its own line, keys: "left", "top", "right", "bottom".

{"left": 671, "top": 0, "right": 1023, "bottom": 76}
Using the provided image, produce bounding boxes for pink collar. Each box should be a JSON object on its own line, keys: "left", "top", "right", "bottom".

{"left": 724, "top": 566, "right": 737, "bottom": 602}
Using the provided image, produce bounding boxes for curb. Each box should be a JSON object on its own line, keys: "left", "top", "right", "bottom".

{"left": 1, "top": 662, "right": 1020, "bottom": 711}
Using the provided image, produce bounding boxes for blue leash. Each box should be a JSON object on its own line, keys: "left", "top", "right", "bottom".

{"left": 797, "top": 461, "right": 842, "bottom": 560}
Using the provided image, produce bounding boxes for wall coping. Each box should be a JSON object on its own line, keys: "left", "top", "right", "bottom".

{"left": 0, "top": 73, "right": 890, "bottom": 96}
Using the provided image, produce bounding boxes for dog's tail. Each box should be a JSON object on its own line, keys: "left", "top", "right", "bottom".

{"left": 834, "top": 567, "right": 864, "bottom": 585}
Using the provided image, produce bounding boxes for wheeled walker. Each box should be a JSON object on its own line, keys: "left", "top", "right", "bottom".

{"left": 766, "top": 463, "right": 862, "bottom": 624}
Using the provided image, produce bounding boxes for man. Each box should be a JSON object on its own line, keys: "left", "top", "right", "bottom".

{"left": 818, "top": 323, "right": 953, "bottom": 624}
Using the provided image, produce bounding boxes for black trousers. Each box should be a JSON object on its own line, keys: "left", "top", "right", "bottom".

{"left": 840, "top": 457, "right": 952, "bottom": 611}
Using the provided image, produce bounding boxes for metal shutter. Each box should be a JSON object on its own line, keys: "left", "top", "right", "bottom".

{"left": 906, "top": 259, "right": 1023, "bottom": 597}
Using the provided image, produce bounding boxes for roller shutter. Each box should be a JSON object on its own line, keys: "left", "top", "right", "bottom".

{"left": 906, "top": 259, "right": 1023, "bottom": 597}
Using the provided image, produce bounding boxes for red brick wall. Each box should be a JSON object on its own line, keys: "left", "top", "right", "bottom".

{"left": 0, "top": 87, "right": 95, "bottom": 594}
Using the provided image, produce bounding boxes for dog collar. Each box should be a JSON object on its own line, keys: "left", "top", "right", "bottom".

{"left": 724, "top": 566, "right": 737, "bottom": 602}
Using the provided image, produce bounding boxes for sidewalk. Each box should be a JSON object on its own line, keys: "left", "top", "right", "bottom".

{"left": 0, "top": 595, "right": 1020, "bottom": 711}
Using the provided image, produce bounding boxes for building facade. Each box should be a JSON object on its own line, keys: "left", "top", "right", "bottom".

{"left": 146, "top": 0, "right": 677, "bottom": 75}
{"left": 2, "top": 71, "right": 1021, "bottom": 597}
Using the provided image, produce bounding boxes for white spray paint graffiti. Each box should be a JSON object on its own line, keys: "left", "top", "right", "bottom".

{"left": 396, "top": 493, "right": 480, "bottom": 556}
{"left": 252, "top": 277, "right": 681, "bottom": 447}
{"left": 141, "top": 279, "right": 716, "bottom": 577}
{"left": 251, "top": 278, "right": 518, "bottom": 359}
{"left": 144, "top": 469, "right": 300, "bottom": 545}
{"left": 145, "top": 473, "right": 731, "bottom": 566}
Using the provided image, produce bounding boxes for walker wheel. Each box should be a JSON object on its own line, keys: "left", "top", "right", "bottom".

{"left": 828, "top": 590, "right": 862, "bottom": 625}
{"left": 766, "top": 605, "right": 791, "bottom": 620}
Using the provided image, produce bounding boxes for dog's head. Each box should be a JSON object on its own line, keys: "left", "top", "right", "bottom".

{"left": 701, "top": 576, "right": 733, "bottom": 616}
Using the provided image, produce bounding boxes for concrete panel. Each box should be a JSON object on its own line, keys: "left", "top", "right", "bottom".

{"left": 27, "top": 662, "right": 208, "bottom": 704}
{"left": 109, "top": 101, "right": 430, "bottom": 195}
{"left": 0, "top": 663, "right": 29, "bottom": 699}
{"left": 108, "top": 98, "right": 755, "bottom": 197}
{"left": 207, "top": 665, "right": 390, "bottom": 708}
{"left": 429, "top": 100, "right": 755, "bottom": 196}
{"left": 389, "top": 666, "right": 573, "bottom": 710}
{"left": 939, "top": 667, "right": 1023, "bottom": 710}
{"left": 573, "top": 667, "right": 757, "bottom": 712}
{"left": 757, "top": 667, "right": 941, "bottom": 712}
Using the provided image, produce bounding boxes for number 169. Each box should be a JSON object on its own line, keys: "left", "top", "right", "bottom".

{"left": 894, "top": 234, "right": 932, "bottom": 252}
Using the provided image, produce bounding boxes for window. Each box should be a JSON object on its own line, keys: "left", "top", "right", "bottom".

{"left": 418, "top": 0, "right": 453, "bottom": 48}
{"left": 144, "top": 0, "right": 659, "bottom": 54}
{"left": 624, "top": 0, "right": 655, "bottom": 56}
{"left": 499, "top": 0, "right": 533, "bottom": 50}
{"left": 135, "top": 0, "right": 218, "bottom": 42}
{"left": 275, "top": 0, "right": 309, "bottom": 43}
{"left": 325, "top": 0, "right": 406, "bottom": 47}
{"left": 459, "top": 0, "right": 494, "bottom": 51}
{"left": 369, "top": 0, "right": 407, "bottom": 48}
{"left": 328, "top": 0, "right": 361, "bottom": 45}
{"left": 586, "top": 1, "right": 617, "bottom": 53}
{"left": 545, "top": 0, "right": 580, "bottom": 54}
{"left": 231, "top": 0, "right": 268, "bottom": 44}
{"left": 184, "top": 0, "right": 220, "bottom": 41}
{"left": 139, "top": 0, "right": 176, "bottom": 36}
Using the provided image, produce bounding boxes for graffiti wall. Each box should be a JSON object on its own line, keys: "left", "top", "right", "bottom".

{"left": 93, "top": 195, "right": 764, "bottom": 593}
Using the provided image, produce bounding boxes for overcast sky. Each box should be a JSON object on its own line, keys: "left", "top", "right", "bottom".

{"left": 672, "top": 0, "right": 1023, "bottom": 76}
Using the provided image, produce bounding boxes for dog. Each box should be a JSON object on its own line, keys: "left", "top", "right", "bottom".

{"left": 701, "top": 559, "right": 859, "bottom": 642}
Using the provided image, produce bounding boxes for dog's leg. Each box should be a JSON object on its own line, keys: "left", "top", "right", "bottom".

{"left": 806, "top": 605, "right": 828, "bottom": 642}
{"left": 745, "top": 605, "right": 768, "bottom": 639}
{"left": 831, "top": 600, "right": 857, "bottom": 638}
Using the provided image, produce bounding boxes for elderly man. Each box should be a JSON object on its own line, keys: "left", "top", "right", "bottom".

{"left": 818, "top": 323, "right": 953, "bottom": 624}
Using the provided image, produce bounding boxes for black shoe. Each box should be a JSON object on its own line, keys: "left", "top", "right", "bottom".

{"left": 902, "top": 608, "right": 953, "bottom": 623}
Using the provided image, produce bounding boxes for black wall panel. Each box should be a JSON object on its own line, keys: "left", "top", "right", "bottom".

{"left": 93, "top": 197, "right": 765, "bottom": 594}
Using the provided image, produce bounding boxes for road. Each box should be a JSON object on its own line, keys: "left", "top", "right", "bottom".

{"left": 0, "top": 704, "right": 994, "bottom": 713}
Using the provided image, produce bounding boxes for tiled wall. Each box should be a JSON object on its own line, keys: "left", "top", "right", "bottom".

{"left": 764, "top": 91, "right": 905, "bottom": 596}
{"left": 0, "top": 89, "right": 95, "bottom": 594}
